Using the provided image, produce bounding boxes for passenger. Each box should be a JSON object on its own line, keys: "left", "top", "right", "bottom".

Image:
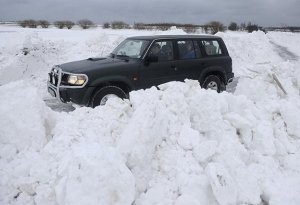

{"left": 161, "top": 41, "right": 174, "bottom": 60}
{"left": 205, "top": 41, "right": 217, "bottom": 55}
{"left": 182, "top": 42, "right": 196, "bottom": 59}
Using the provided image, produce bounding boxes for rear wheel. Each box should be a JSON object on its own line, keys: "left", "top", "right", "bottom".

{"left": 202, "top": 75, "right": 225, "bottom": 93}
{"left": 91, "top": 86, "right": 127, "bottom": 107}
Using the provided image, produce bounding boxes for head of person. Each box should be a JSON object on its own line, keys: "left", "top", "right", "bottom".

{"left": 150, "top": 43, "right": 161, "bottom": 55}
{"left": 186, "top": 42, "right": 193, "bottom": 51}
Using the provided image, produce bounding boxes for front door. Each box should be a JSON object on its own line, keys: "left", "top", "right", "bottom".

{"left": 138, "top": 40, "right": 178, "bottom": 89}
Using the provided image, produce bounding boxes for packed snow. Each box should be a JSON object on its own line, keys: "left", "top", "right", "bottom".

{"left": 0, "top": 25, "right": 300, "bottom": 205}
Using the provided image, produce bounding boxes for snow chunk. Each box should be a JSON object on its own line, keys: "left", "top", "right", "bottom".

{"left": 0, "top": 81, "right": 53, "bottom": 156}
{"left": 177, "top": 125, "right": 202, "bottom": 150}
{"left": 193, "top": 140, "right": 218, "bottom": 163}
{"left": 55, "top": 143, "right": 135, "bottom": 205}
{"left": 280, "top": 100, "right": 300, "bottom": 138}
{"left": 253, "top": 121, "right": 276, "bottom": 155}
{"left": 206, "top": 163, "right": 237, "bottom": 205}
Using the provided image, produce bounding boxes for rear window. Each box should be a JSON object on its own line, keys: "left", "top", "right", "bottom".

{"left": 201, "top": 40, "right": 223, "bottom": 56}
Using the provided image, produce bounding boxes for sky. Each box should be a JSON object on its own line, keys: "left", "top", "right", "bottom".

{"left": 0, "top": 0, "right": 299, "bottom": 27}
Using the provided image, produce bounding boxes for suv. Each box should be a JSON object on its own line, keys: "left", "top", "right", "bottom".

{"left": 47, "top": 35, "right": 234, "bottom": 107}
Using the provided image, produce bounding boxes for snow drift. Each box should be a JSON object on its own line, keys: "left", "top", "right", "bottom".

{"left": 1, "top": 26, "right": 300, "bottom": 205}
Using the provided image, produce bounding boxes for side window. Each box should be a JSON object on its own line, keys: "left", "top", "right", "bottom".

{"left": 177, "top": 40, "right": 196, "bottom": 60}
{"left": 201, "top": 40, "right": 223, "bottom": 56}
{"left": 148, "top": 40, "right": 174, "bottom": 61}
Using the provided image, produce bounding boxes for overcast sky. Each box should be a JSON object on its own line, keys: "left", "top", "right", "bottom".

{"left": 0, "top": 0, "right": 299, "bottom": 26}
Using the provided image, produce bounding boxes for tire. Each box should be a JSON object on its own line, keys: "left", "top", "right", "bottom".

{"left": 91, "top": 86, "right": 127, "bottom": 107}
{"left": 202, "top": 75, "right": 225, "bottom": 93}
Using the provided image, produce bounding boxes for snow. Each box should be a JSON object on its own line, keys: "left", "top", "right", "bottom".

{"left": 1, "top": 25, "right": 300, "bottom": 205}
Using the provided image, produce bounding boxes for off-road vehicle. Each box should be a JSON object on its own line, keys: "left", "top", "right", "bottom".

{"left": 47, "top": 35, "right": 234, "bottom": 107}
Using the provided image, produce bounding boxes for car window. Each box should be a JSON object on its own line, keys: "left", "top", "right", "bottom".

{"left": 148, "top": 40, "right": 174, "bottom": 61}
{"left": 201, "top": 40, "right": 223, "bottom": 56}
{"left": 177, "top": 40, "right": 200, "bottom": 60}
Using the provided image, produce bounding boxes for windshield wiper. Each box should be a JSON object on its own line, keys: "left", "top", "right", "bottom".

{"left": 116, "top": 54, "right": 130, "bottom": 58}
{"left": 116, "top": 54, "right": 130, "bottom": 62}
{"left": 110, "top": 53, "right": 129, "bottom": 61}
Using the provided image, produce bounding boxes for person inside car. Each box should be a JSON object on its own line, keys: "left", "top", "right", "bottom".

{"left": 182, "top": 42, "right": 196, "bottom": 59}
{"left": 149, "top": 43, "right": 161, "bottom": 56}
{"left": 160, "top": 42, "right": 173, "bottom": 61}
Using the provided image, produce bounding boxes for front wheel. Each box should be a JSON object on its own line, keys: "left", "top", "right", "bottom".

{"left": 202, "top": 75, "right": 225, "bottom": 93}
{"left": 91, "top": 86, "right": 127, "bottom": 107}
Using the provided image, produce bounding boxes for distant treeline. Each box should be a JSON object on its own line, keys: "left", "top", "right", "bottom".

{"left": 105, "top": 21, "right": 225, "bottom": 34}
{"left": 105, "top": 21, "right": 264, "bottom": 34}
{"left": 227, "top": 22, "right": 300, "bottom": 33}
{"left": 5, "top": 19, "right": 299, "bottom": 33}
{"left": 105, "top": 21, "right": 202, "bottom": 33}
{"left": 265, "top": 26, "right": 300, "bottom": 33}
{"left": 18, "top": 19, "right": 95, "bottom": 29}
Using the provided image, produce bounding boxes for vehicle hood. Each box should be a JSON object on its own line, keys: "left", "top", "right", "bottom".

{"left": 58, "top": 57, "right": 130, "bottom": 73}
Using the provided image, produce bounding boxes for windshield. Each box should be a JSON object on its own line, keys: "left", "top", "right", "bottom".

{"left": 111, "top": 39, "right": 150, "bottom": 59}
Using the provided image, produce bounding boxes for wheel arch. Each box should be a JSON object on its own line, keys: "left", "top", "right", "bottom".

{"left": 87, "top": 76, "right": 133, "bottom": 106}
{"left": 199, "top": 67, "right": 227, "bottom": 85}
{"left": 90, "top": 85, "right": 127, "bottom": 107}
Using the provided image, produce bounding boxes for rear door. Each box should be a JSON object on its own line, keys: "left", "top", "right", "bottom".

{"left": 174, "top": 39, "right": 206, "bottom": 81}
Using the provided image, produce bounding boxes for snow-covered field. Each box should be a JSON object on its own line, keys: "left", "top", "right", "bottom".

{"left": 1, "top": 25, "right": 300, "bottom": 205}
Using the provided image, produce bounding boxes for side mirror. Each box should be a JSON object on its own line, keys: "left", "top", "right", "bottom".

{"left": 144, "top": 55, "right": 158, "bottom": 65}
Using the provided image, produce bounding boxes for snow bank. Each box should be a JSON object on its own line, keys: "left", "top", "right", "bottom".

{"left": 1, "top": 79, "right": 300, "bottom": 205}
{"left": 0, "top": 81, "right": 53, "bottom": 155}
{"left": 217, "top": 31, "right": 283, "bottom": 77}
{"left": 126, "top": 80, "right": 300, "bottom": 205}
{"left": 0, "top": 83, "right": 135, "bottom": 205}
{"left": 0, "top": 81, "right": 54, "bottom": 204}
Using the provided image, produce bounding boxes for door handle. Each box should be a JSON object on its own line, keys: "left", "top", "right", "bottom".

{"left": 170, "top": 64, "right": 177, "bottom": 71}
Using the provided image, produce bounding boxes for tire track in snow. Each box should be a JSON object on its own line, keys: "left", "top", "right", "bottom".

{"left": 269, "top": 40, "right": 299, "bottom": 61}
{"left": 44, "top": 98, "right": 75, "bottom": 112}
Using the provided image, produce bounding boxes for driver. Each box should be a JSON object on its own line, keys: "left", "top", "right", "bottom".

{"left": 149, "top": 43, "right": 161, "bottom": 56}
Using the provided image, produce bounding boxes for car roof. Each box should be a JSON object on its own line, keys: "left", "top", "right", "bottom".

{"left": 127, "top": 35, "right": 220, "bottom": 40}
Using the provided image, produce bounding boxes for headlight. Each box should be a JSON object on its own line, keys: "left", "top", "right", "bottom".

{"left": 67, "top": 74, "right": 87, "bottom": 85}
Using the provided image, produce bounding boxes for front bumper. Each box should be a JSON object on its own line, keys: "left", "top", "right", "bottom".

{"left": 47, "top": 81, "right": 69, "bottom": 103}
{"left": 47, "top": 66, "right": 92, "bottom": 105}
{"left": 47, "top": 67, "right": 65, "bottom": 102}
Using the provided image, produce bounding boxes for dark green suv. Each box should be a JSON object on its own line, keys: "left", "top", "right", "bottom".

{"left": 47, "top": 35, "right": 234, "bottom": 107}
